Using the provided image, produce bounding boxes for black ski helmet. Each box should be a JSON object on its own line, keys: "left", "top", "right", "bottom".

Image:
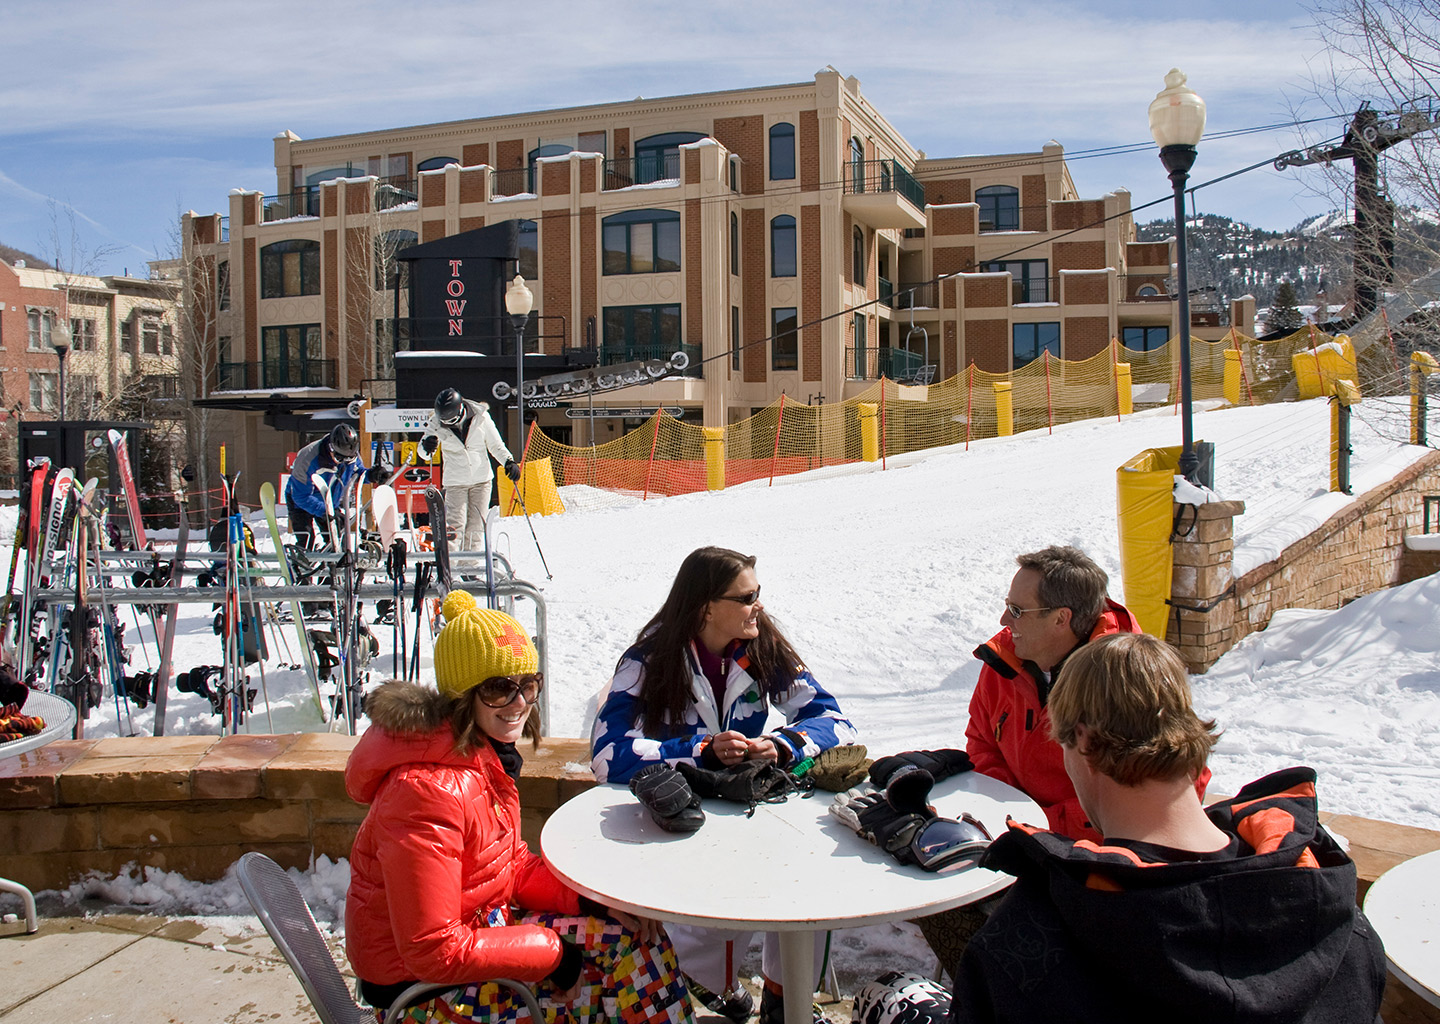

{"left": 435, "top": 388, "right": 465, "bottom": 425}
{"left": 329, "top": 423, "right": 360, "bottom": 461}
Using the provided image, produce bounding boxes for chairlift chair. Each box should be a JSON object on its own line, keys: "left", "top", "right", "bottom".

{"left": 235, "top": 851, "right": 544, "bottom": 1024}
{"left": 905, "top": 304, "right": 933, "bottom": 384}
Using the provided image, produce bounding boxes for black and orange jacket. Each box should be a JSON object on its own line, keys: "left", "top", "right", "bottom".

{"left": 950, "top": 767, "right": 1386, "bottom": 1024}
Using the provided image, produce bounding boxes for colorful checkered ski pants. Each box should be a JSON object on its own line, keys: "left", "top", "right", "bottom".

{"left": 391, "top": 912, "right": 694, "bottom": 1024}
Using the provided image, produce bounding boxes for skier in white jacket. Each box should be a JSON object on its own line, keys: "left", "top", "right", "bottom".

{"left": 418, "top": 388, "right": 520, "bottom": 551}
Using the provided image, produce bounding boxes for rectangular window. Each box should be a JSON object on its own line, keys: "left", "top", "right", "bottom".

{"left": 375, "top": 317, "right": 411, "bottom": 378}
{"left": 161, "top": 323, "right": 174, "bottom": 356}
{"left": 982, "top": 260, "right": 1050, "bottom": 303}
{"left": 28, "top": 309, "right": 54, "bottom": 350}
{"left": 1122, "top": 325, "right": 1169, "bottom": 352}
{"left": 1012, "top": 322, "right": 1061, "bottom": 368}
{"left": 142, "top": 319, "right": 160, "bottom": 354}
{"left": 852, "top": 313, "right": 867, "bottom": 376}
{"left": 29, "top": 371, "right": 56, "bottom": 412}
{"left": 70, "top": 317, "right": 97, "bottom": 352}
{"left": 261, "top": 323, "right": 323, "bottom": 387}
{"left": 601, "top": 304, "right": 681, "bottom": 359}
{"left": 71, "top": 373, "right": 98, "bottom": 417}
{"left": 772, "top": 307, "right": 798, "bottom": 371}
{"left": 120, "top": 320, "right": 135, "bottom": 354}
{"left": 601, "top": 212, "right": 681, "bottom": 275}
{"left": 732, "top": 305, "right": 741, "bottom": 372}
{"left": 218, "top": 261, "right": 231, "bottom": 310}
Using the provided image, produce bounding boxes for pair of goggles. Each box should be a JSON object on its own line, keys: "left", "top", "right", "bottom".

{"left": 440, "top": 409, "right": 465, "bottom": 426}
{"left": 910, "top": 812, "right": 992, "bottom": 872}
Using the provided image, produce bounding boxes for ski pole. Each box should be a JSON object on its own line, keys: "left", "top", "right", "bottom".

{"left": 507, "top": 480, "right": 553, "bottom": 580}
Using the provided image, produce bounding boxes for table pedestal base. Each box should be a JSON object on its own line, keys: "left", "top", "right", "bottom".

{"left": 777, "top": 931, "right": 816, "bottom": 1024}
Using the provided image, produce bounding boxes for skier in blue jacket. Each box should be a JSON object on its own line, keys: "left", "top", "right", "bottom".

{"left": 285, "top": 424, "right": 388, "bottom": 550}
{"left": 591, "top": 545, "right": 861, "bottom": 1024}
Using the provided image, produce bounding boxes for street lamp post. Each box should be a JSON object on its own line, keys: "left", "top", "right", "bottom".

{"left": 1149, "top": 68, "right": 1207, "bottom": 482}
{"left": 504, "top": 274, "right": 534, "bottom": 453}
{"left": 51, "top": 323, "right": 71, "bottom": 427}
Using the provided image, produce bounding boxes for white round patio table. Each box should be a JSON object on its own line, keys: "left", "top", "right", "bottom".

{"left": 542, "top": 770, "right": 1042, "bottom": 1024}
{"left": 1364, "top": 847, "right": 1440, "bottom": 1009}
{"left": 0, "top": 690, "right": 78, "bottom": 933}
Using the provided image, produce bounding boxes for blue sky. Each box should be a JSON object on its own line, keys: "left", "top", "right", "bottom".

{"left": 0, "top": 0, "right": 1356, "bottom": 276}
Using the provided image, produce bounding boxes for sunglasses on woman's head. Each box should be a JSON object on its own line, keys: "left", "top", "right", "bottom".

{"left": 475, "top": 673, "right": 543, "bottom": 708}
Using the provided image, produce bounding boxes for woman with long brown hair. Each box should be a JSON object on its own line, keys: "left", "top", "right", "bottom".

{"left": 591, "top": 546, "right": 861, "bottom": 1024}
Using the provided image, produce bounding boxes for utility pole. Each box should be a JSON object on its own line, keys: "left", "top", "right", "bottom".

{"left": 1276, "top": 102, "right": 1440, "bottom": 319}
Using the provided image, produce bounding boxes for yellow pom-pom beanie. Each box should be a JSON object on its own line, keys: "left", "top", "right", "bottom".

{"left": 432, "top": 590, "right": 539, "bottom": 696}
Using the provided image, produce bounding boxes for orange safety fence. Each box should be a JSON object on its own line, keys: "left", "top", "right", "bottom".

{"left": 520, "top": 328, "right": 1376, "bottom": 504}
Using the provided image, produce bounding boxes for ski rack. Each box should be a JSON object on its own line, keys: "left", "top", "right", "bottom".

{"left": 27, "top": 574, "right": 553, "bottom": 731}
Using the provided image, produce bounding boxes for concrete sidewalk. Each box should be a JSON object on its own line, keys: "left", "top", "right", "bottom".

{"left": 0, "top": 908, "right": 847, "bottom": 1024}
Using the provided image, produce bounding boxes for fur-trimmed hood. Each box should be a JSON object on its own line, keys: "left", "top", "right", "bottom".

{"left": 345, "top": 680, "right": 479, "bottom": 806}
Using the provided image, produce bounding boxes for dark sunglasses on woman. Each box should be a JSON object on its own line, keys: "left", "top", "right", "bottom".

{"left": 476, "top": 673, "right": 544, "bottom": 708}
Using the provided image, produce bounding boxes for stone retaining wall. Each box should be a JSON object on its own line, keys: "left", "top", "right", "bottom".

{"left": 1169, "top": 449, "right": 1440, "bottom": 671}
{"left": 0, "top": 733, "right": 595, "bottom": 893}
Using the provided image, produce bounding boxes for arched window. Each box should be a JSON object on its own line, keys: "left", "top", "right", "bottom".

{"left": 771, "top": 215, "right": 796, "bottom": 278}
{"left": 849, "top": 137, "right": 865, "bottom": 192}
{"left": 528, "top": 143, "right": 573, "bottom": 193}
{"left": 852, "top": 226, "right": 865, "bottom": 285}
{"left": 374, "top": 230, "right": 418, "bottom": 290}
{"left": 602, "top": 209, "right": 681, "bottom": 274}
{"left": 417, "top": 156, "right": 460, "bottom": 172}
{"left": 976, "top": 185, "right": 1020, "bottom": 232}
{"left": 518, "top": 220, "right": 539, "bottom": 280}
{"left": 634, "top": 131, "right": 706, "bottom": 183}
{"left": 769, "top": 122, "right": 795, "bottom": 181}
{"left": 730, "top": 212, "right": 739, "bottom": 276}
{"left": 261, "top": 239, "right": 321, "bottom": 298}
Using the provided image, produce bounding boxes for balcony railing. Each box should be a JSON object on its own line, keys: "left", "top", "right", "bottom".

{"left": 878, "top": 276, "right": 894, "bottom": 305}
{"left": 889, "top": 281, "right": 939, "bottom": 309}
{"left": 845, "top": 346, "right": 929, "bottom": 381}
{"left": 603, "top": 151, "right": 682, "bottom": 191}
{"left": 843, "top": 159, "right": 925, "bottom": 210}
{"left": 375, "top": 177, "right": 418, "bottom": 210}
{"left": 215, "top": 361, "right": 255, "bottom": 391}
{"left": 263, "top": 359, "right": 337, "bottom": 389}
{"left": 262, "top": 188, "right": 320, "bottom": 222}
{"left": 597, "top": 343, "right": 702, "bottom": 377}
{"left": 493, "top": 167, "right": 530, "bottom": 197}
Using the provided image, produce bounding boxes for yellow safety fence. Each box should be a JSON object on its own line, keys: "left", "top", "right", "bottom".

{"left": 513, "top": 326, "right": 1401, "bottom": 510}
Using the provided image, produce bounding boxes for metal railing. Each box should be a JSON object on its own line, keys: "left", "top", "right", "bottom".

{"left": 889, "top": 282, "right": 940, "bottom": 309}
{"left": 843, "top": 159, "right": 925, "bottom": 210}
{"left": 493, "top": 167, "right": 530, "bottom": 197}
{"left": 596, "top": 343, "right": 702, "bottom": 377}
{"left": 263, "top": 359, "right": 337, "bottom": 389}
{"left": 215, "top": 361, "right": 255, "bottom": 391}
{"left": 262, "top": 188, "right": 319, "bottom": 222}
{"left": 603, "top": 151, "right": 682, "bottom": 190}
{"left": 375, "top": 177, "right": 418, "bottom": 210}
{"left": 845, "top": 346, "right": 928, "bottom": 381}
{"left": 878, "top": 276, "right": 894, "bottom": 305}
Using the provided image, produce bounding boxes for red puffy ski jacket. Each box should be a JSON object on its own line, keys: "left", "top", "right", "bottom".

{"left": 964, "top": 600, "right": 1209, "bottom": 841}
{"left": 344, "top": 681, "right": 580, "bottom": 987}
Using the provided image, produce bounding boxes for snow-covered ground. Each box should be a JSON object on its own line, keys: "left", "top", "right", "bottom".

{"left": 6, "top": 392, "right": 1439, "bottom": 968}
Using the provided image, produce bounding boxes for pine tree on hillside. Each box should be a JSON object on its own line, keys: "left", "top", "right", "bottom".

{"left": 1267, "top": 280, "right": 1305, "bottom": 335}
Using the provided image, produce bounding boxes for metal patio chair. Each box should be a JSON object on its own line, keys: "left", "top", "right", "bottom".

{"left": 236, "top": 852, "right": 544, "bottom": 1024}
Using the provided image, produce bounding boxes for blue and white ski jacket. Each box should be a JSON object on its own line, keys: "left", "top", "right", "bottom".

{"left": 285, "top": 438, "right": 363, "bottom": 518}
{"left": 590, "top": 638, "right": 861, "bottom": 784}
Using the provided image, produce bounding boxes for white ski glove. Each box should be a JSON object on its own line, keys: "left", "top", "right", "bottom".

{"left": 829, "top": 780, "right": 880, "bottom": 833}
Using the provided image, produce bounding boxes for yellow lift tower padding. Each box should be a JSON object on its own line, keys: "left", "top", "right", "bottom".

{"left": 858, "top": 403, "right": 880, "bottom": 462}
{"left": 1223, "top": 349, "right": 1242, "bottom": 405}
{"left": 994, "top": 381, "right": 1014, "bottom": 436}
{"left": 1116, "top": 363, "right": 1134, "bottom": 416}
{"left": 498, "top": 457, "right": 565, "bottom": 516}
{"left": 703, "top": 427, "right": 726, "bottom": 491}
{"left": 1117, "top": 445, "right": 1182, "bottom": 638}
{"left": 1293, "top": 335, "right": 1357, "bottom": 400}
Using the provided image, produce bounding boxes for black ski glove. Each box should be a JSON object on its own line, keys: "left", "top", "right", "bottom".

{"left": 869, "top": 748, "right": 973, "bottom": 788}
{"left": 418, "top": 435, "right": 438, "bottom": 460}
{"left": 629, "top": 764, "right": 705, "bottom": 833}
{"left": 677, "top": 760, "right": 807, "bottom": 813}
{"left": 504, "top": 459, "right": 521, "bottom": 481}
{"left": 365, "top": 464, "right": 392, "bottom": 486}
{"left": 830, "top": 765, "right": 938, "bottom": 866}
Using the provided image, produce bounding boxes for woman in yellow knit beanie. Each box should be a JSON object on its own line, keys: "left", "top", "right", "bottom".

{"left": 345, "top": 589, "right": 695, "bottom": 1024}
